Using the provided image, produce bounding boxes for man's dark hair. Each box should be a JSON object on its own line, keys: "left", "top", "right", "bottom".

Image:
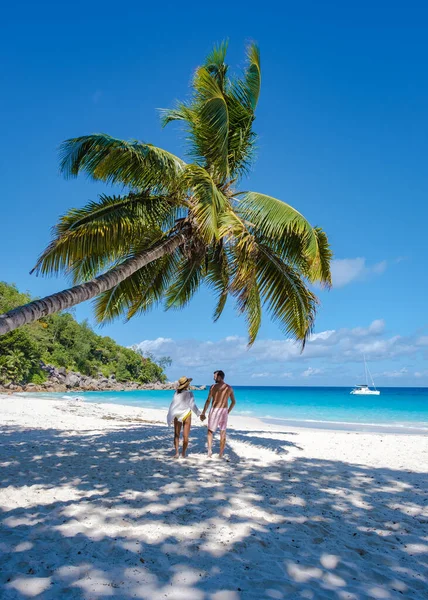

{"left": 214, "top": 370, "right": 225, "bottom": 379}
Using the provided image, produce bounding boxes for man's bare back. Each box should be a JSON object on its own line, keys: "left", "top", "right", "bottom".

{"left": 210, "top": 382, "right": 233, "bottom": 409}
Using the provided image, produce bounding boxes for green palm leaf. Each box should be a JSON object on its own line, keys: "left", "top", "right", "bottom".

{"left": 204, "top": 40, "right": 229, "bottom": 90}
{"left": 308, "top": 227, "right": 332, "bottom": 286}
{"left": 57, "top": 192, "right": 178, "bottom": 234}
{"left": 160, "top": 103, "right": 194, "bottom": 127}
{"left": 183, "top": 165, "right": 228, "bottom": 242}
{"left": 94, "top": 251, "right": 181, "bottom": 322}
{"left": 241, "top": 281, "right": 262, "bottom": 346}
{"left": 231, "top": 265, "right": 262, "bottom": 345}
{"left": 192, "top": 66, "right": 230, "bottom": 177}
{"left": 165, "top": 251, "right": 206, "bottom": 309}
{"left": 67, "top": 226, "right": 167, "bottom": 284}
{"left": 204, "top": 241, "right": 230, "bottom": 321}
{"left": 236, "top": 191, "right": 320, "bottom": 261}
{"left": 244, "top": 43, "right": 261, "bottom": 110}
{"left": 32, "top": 193, "right": 173, "bottom": 279}
{"left": 59, "top": 134, "right": 185, "bottom": 191}
{"left": 161, "top": 42, "right": 260, "bottom": 181}
{"left": 256, "top": 243, "right": 318, "bottom": 346}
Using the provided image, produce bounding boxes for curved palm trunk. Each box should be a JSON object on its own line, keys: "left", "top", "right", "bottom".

{"left": 0, "top": 232, "right": 187, "bottom": 336}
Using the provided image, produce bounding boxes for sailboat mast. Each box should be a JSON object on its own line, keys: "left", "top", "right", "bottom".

{"left": 364, "top": 355, "right": 377, "bottom": 390}
{"left": 364, "top": 354, "right": 368, "bottom": 386}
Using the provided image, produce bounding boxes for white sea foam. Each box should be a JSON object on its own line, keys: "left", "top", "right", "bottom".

{"left": 261, "top": 415, "right": 428, "bottom": 434}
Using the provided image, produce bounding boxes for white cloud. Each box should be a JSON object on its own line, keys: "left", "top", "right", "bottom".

{"left": 134, "top": 321, "right": 394, "bottom": 369}
{"left": 302, "top": 367, "right": 324, "bottom": 377}
{"left": 368, "top": 319, "right": 385, "bottom": 334}
{"left": 414, "top": 370, "right": 428, "bottom": 378}
{"left": 380, "top": 367, "right": 408, "bottom": 378}
{"left": 331, "top": 258, "right": 388, "bottom": 288}
{"left": 310, "top": 330, "right": 335, "bottom": 341}
{"left": 347, "top": 319, "right": 385, "bottom": 338}
{"left": 136, "top": 337, "right": 174, "bottom": 352}
{"left": 134, "top": 320, "right": 412, "bottom": 369}
{"left": 134, "top": 319, "right": 428, "bottom": 385}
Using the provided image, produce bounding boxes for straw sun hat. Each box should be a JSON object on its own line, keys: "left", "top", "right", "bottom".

{"left": 177, "top": 376, "right": 193, "bottom": 391}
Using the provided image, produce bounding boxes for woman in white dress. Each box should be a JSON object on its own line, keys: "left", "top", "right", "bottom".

{"left": 167, "top": 376, "right": 202, "bottom": 458}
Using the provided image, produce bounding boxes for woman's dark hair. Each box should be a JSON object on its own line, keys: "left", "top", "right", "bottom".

{"left": 214, "top": 370, "right": 225, "bottom": 379}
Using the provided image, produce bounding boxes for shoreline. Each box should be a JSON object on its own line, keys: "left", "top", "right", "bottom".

{"left": 261, "top": 416, "right": 428, "bottom": 435}
{"left": 12, "top": 390, "right": 428, "bottom": 435}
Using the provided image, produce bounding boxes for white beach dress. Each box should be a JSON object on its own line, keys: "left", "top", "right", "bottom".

{"left": 167, "top": 390, "right": 201, "bottom": 426}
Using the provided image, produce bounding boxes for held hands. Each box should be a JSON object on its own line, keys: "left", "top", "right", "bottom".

{"left": 200, "top": 413, "right": 206, "bottom": 422}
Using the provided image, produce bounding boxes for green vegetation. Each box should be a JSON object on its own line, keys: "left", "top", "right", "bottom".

{"left": 0, "top": 282, "right": 167, "bottom": 385}
{"left": 0, "top": 42, "right": 331, "bottom": 343}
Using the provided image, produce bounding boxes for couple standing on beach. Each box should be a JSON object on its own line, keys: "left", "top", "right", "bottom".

{"left": 167, "top": 370, "right": 236, "bottom": 459}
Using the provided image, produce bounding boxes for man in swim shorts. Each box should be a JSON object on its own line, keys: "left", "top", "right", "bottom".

{"left": 200, "top": 370, "right": 236, "bottom": 458}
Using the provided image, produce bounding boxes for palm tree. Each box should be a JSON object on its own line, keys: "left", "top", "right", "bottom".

{"left": 0, "top": 42, "right": 331, "bottom": 345}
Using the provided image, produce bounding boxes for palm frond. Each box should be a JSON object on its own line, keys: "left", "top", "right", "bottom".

{"left": 236, "top": 192, "right": 319, "bottom": 261}
{"left": 252, "top": 224, "right": 332, "bottom": 287}
{"left": 244, "top": 43, "right": 261, "bottom": 110}
{"left": 67, "top": 225, "right": 169, "bottom": 284}
{"left": 204, "top": 40, "right": 229, "bottom": 91}
{"left": 59, "top": 134, "right": 185, "bottom": 191}
{"left": 184, "top": 165, "right": 228, "bottom": 242}
{"left": 68, "top": 254, "right": 119, "bottom": 284}
{"left": 161, "top": 44, "right": 261, "bottom": 182}
{"left": 32, "top": 193, "right": 172, "bottom": 279}
{"left": 256, "top": 243, "right": 318, "bottom": 347}
{"left": 241, "top": 280, "right": 262, "bottom": 346}
{"left": 57, "top": 192, "right": 178, "bottom": 234}
{"left": 224, "top": 92, "right": 256, "bottom": 177}
{"left": 218, "top": 207, "right": 258, "bottom": 258}
{"left": 33, "top": 219, "right": 143, "bottom": 279}
{"left": 253, "top": 230, "right": 311, "bottom": 273}
{"left": 228, "top": 227, "right": 262, "bottom": 344}
{"left": 160, "top": 103, "right": 195, "bottom": 128}
{"left": 192, "top": 66, "right": 230, "bottom": 177}
{"left": 93, "top": 250, "right": 181, "bottom": 323}
{"left": 204, "top": 241, "right": 230, "bottom": 321}
{"left": 165, "top": 251, "right": 206, "bottom": 309}
{"left": 212, "top": 42, "right": 259, "bottom": 178}
{"left": 231, "top": 265, "right": 262, "bottom": 345}
{"left": 307, "top": 227, "right": 332, "bottom": 286}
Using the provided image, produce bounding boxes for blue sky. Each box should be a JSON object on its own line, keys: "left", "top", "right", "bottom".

{"left": 1, "top": 1, "right": 428, "bottom": 386}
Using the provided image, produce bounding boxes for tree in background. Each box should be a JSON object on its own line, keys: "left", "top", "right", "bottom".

{"left": 0, "top": 282, "right": 168, "bottom": 385}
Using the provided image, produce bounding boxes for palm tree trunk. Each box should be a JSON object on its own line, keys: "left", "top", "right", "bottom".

{"left": 0, "top": 232, "right": 187, "bottom": 336}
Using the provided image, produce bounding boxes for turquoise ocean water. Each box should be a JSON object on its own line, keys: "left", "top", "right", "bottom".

{"left": 25, "top": 386, "right": 428, "bottom": 434}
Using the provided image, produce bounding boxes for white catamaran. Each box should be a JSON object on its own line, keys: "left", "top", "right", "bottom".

{"left": 350, "top": 356, "right": 380, "bottom": 395}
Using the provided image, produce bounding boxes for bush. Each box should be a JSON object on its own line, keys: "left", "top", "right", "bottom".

{"left": 30, "top": 372, "right": 48, "bottom": 385}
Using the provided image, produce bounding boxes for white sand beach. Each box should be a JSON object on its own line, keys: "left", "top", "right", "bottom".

{"left": 0, "top": 394, "right": 427, "bottom": 600}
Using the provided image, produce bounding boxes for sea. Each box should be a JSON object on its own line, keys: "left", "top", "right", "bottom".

{"left": 25, "top": 386, "right": 428, "bottom": 434}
